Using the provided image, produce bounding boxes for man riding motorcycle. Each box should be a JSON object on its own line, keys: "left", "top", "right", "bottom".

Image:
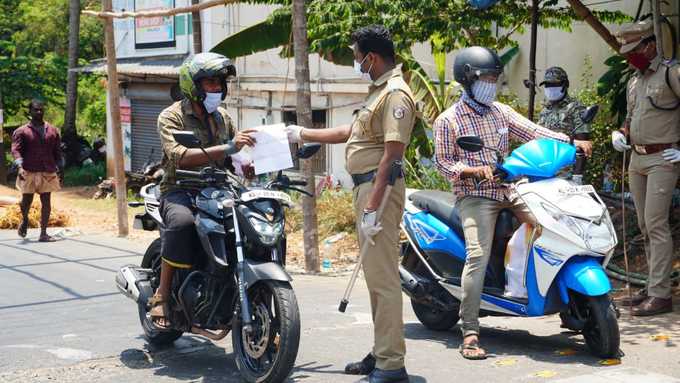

{"left": 149, "top": 52, "right": 256, "bottom": 328}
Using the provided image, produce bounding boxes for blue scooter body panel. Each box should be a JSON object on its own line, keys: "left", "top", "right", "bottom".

{"left": 556, "top": 256, "right": 611, "bottom": 303}
{"left": 403, "top": 212, "right": 466, "bottom": 261}
{"left": 500, "top": 139, "right": 576, "bottom": 181}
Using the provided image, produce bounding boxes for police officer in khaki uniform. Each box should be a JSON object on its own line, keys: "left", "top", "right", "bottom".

{"left": 286, "top": 25, "right": 415, "bottom": 383}
{"left": 611, "top": 20, "right": 680, "bottom": 316}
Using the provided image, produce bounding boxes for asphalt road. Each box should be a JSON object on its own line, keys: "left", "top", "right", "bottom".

{"left": 1, "top": 229, "right": 679, "bottom": 383}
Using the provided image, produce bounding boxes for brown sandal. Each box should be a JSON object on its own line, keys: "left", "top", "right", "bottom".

{"left": 460, "top": 339, "right": 487, "bottom": 360}
{"left": 39, "top": 234, "right": 57, "bottom": 242}
{"left": 148, "top": 295, "right": 172, "bottom": 330}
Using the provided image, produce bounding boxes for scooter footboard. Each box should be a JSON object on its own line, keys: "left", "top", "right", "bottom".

{"left": 556, "top": 256, "right": 611, "bottom": 304}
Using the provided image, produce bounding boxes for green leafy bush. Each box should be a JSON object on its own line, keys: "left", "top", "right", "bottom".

{"left": 62, "top": 162, "right": 106, "bottom": 187}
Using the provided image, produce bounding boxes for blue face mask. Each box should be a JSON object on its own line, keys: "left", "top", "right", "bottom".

{"left": 353, "top": 54, "right": 373, "bottom": 81}
{"left": 203, "top": 92, "right": 222, "bottom": 113}
{"left": 544, "top": 86, "right": 565, "bottom": 102}
{"left": 471, "top": 80, "right": 497, "bottom": 105}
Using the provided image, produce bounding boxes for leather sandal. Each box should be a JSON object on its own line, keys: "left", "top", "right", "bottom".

{"left": 148, "top": 295, "right": 172, "bottom": 330}
{"left": 460, "top": 338, "right": 487, "bottom": 360}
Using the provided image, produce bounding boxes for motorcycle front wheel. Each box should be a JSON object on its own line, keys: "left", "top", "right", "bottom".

{"left": 580, "top": 294, "right": 620, "bottom": 358}
{"left": 232, "top": 280, "right": 300, "bottom": 383}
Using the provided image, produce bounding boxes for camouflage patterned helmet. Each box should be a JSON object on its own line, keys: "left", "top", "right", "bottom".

{"left": 179, "top": 52, "right": 236, "bottom": 102}
{"left": 540, "top": 66, "right": 569, "bottom": 88}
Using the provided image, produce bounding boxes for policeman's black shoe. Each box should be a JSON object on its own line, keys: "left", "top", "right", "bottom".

{"left": 345, "top": 353, "right": 376, "bottom": 375}
{"left": 356, "top": 367, "right": 410, "bottom": 383}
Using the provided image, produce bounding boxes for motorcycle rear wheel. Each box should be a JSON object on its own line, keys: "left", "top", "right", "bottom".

{"left": 411, "top": 298, "right": 460, "bottom": 331}
{"left": 138, "top": 238, "right": 183, "bottom": 346}
{"left": 232, "top": 280, "right": 300, "bottom": 383}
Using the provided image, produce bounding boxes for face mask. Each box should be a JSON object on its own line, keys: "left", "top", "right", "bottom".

{"left": 544, "top": 86, "right": 565, "bottom": 102}
{"left": 354, "top": 54, "right": 373, "bottom": 81}
{"left": 202, "top": 92, "right": 222, "bottom": 113}
{"left": 471, "top": 80, "right": 497, "bottom": 105}
{"left": 626, "top": 52, "right": 651, "bottom": 71}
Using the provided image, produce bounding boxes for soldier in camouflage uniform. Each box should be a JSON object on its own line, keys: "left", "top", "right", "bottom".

{"left": 538, "top": 66, "right": 592, "bottom": 183}
{"left": 149, "top": 53, "right": 256, "bottom": 329}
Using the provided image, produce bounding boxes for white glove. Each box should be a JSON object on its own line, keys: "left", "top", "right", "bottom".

{"left": 611, "top": 130, "right": 631, "bottom": 152}
{"left": 662, "top": 148, "right": 680, "bottom": 163}
{"left": 360, "top": 209, "right": 382, "bottom": 245}
{"left": 285, "top": 124, "right": 305, "bottom": 144}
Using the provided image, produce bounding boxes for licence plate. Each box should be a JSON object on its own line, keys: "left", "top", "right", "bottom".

{"left": 241, "top": 190, "right": 292, "bottom": 204}
{"left": 561, "top": 184, "right": 596, "bottom": 195}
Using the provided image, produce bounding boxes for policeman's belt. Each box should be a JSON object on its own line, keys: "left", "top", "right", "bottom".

{"left": 633, "top": 143, "right": 674, "bottom": 155}
{"left": 351, "top": 168, "right": 403, "bottom": 188}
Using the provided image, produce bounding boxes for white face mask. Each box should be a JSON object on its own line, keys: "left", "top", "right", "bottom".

{"left": 353, "top": 54, "right": 373, "bottom": 81}
{"left": 202, "top": 92, "right": 222, "bottom": 113}
{"left": 471, "top": 80, "right": 497, "bottom": 105}
{"left": 544, "top": 86, "right": 565, "bottom": 102}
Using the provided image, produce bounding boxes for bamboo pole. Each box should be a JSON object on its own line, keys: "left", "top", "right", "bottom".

{"left": 565, "top": 0, "right": 620, "bottom": 52}
{"left": 527, "top": 0, "right": 538, "bottom": 121}
{"left": 84, "top": 0, "right": 235, "bottom": 19}
{"left": 102, "top": 0, "right": 129, "bottom": 237}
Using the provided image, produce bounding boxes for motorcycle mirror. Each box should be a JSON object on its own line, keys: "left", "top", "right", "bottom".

{"left": 456, "top": 135, "right": 485, "bottom": 153}
{"left": 296, "top": 143, "right": 321, "bottom": 159}
{"left": 580, "top": 105, "right": 599, "bottom": 124}
{"left": 173, "top": 131, "right": 201, "bottom": 149}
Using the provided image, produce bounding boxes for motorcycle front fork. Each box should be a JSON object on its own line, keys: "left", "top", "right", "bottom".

{"left": 229, "top": 205, "right": 253, "bottom": 334}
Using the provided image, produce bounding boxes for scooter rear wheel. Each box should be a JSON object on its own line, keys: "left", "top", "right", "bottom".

{"left": 582, "top": 294, "right": 620, "bottom": 358}
{"left": 411, "top": 299, "right": 460, "bottom": 331}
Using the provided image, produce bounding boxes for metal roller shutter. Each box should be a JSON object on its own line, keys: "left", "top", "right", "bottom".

{"left": 130, "top": 100, "right": 171, "bottom": 172}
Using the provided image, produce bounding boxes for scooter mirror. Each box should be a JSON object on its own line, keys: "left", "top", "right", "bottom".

{"left": 456, "top": 135, "right": 485, "bottom": 153}
{"left": 580, "top": 105, "right": 599, "bottom": 124}
{"left": 173, "top": 131, "right": 201, "bottom": 149}
{"left": 296, "top": 143, "right": 321, "bottom": 159}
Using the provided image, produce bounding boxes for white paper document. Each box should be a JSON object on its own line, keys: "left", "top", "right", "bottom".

{"left": 249, "top": 123, "right": 294, "bottom": 175}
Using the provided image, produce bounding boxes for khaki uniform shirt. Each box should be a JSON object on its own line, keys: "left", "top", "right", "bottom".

{"left": 538, "top": 95, "right": 590, "bottom": 136}
{"left": 158, "top": 99, "right": 235, "bottom": 194}
{"left": 345, "top": 65, "right": 416, "bottom": 174}
{"left": 626, "top": 56, "right": 680, "bottom": 145}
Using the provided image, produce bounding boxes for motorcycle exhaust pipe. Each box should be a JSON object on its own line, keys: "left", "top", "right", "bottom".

{"left": 399, "top": 265, "right": 428, "bottom": 299}
{"left": 115, "top": 265, "right": 149, "bottom": 303}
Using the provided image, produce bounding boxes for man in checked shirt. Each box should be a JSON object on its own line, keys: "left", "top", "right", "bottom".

{"left": 433, "top": 47, "right": 592, "bottom": 360}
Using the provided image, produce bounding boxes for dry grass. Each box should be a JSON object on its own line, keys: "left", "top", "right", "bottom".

{"left": 286, "top": 190, "right": 356, "bottom": 239}
{"left": 0, "top": 203, "right": 72, "bottom": 229}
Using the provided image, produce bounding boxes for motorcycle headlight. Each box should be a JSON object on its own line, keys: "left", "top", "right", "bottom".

{"left": 248, "top": 216, "right": 284, "bottom": 246}
{"left": 541, "top": 202, "right": 584, "bottom": 238}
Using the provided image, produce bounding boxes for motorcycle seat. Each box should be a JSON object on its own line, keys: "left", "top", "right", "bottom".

{"left": 409, "top": 191, "right": 464, "bottom": 239}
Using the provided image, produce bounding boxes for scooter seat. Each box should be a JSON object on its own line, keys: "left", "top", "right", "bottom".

{"left": 409, "top": 191, "right": 464, "bottom": 239}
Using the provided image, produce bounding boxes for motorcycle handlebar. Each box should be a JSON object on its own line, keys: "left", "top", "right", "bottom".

{"left": 289, "top": 180, "right": 307, "bottom": 187}
{"left": 176, "top": 169, "right": 201, "bottom": 178}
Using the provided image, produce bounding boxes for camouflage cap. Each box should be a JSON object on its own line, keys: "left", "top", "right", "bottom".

{"left": 615, "top": 20, "right": 655, "bottom": 54}
{"left": 540, "top": 66, "right": 569, "bottom": 87}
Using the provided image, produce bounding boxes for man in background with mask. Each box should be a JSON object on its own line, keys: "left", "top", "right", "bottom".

{"left": 433, "top": 47, "right": 592, "bottom": 360}
{"left": 148, "top": 53, "right": 256, "bottom": 329}
{"left": 287, "top": 25, "right": 415, "bottom": 383}
{"left": 611, "top": 20, "right": 680, "bottom": 316}
{"left": 538, "top": 66, "right": 592, "bottom": 184}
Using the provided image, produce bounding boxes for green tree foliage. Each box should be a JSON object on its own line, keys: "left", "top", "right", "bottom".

{"left": 0, "top": 0, "right": 103, "bottom": 126}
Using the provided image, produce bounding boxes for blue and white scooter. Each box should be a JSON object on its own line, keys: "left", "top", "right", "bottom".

{"left": 399, "top": 107, "right": 620, "bottom": 358}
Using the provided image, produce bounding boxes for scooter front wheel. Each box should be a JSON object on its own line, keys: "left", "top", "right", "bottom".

{"left": 581, "top": 294, "right": 620, "bottom": 358}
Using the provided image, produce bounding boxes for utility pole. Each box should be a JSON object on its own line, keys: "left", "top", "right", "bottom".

{"left": 651, "top": 0, "right": 664, "bottom": 57}
{"left": 292, "top": 0, "right": 320, "bottom": 273}
{"left": 192, "top": 0, "right": 203, "bottom": 53}
{"left": 527, "top": 0, "right": 539, "bottom": 121}
{"left": 102, "top": 0, "right": 129, "bottom": 237}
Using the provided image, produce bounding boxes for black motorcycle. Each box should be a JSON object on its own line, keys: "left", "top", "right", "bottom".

{"left": 117, "top": 131, "right": 320, "bottom": 383}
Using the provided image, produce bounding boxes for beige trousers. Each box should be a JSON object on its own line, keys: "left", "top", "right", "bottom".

{"left": 353, "top": 179, "right": 406, "bottom": 371}
{"left": 456, "top": 195, "right": 535, "bottom": 338}
{"left": 628, "top": 151, "right": 680, "bottom": 299}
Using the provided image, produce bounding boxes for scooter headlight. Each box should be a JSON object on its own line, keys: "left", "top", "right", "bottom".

{"left": 541, "top": 202, "right": 584, "bottom": 237}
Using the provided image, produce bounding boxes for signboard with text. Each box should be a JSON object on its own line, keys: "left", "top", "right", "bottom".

{"left": 134, "top": 0, "right": 176, "bottom": 49}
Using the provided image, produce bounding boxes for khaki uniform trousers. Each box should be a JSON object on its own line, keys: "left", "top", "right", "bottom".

{"left": 456, "top": 195, "right": 536, "bottom": 338}
{"left": 628, "top": 151, "right": 680, "bottom": 299}
{"left": 353, "top": 178, "right": 406, "bottom": 371}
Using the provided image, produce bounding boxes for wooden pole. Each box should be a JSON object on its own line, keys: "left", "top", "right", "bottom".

{"left": 566, "top": 0, "right": 621, "bottom": 52}
{"left": 102, "top": 0, "right": 129, "bottom": 237}
{"left": 652, "top": 0, "right": 664, "bottom": 57}
{"left": 84, "top": 0, "right": 235, "bottom": 18}
{"left": 292, "top": 0, "right": 320, "bottom": 273}
{"left": 192, "top": 0, "right": 203, "bottom": 54}
{"left": 527, "top": 0, "right": 538, "bottom": 121}
{"left": 0, "top": 86, "right": 6, "bottom": 184}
